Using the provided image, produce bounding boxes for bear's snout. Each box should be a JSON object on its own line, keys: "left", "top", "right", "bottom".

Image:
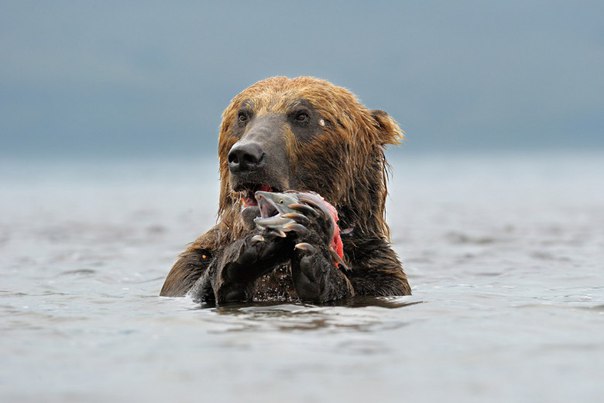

{"left": 227, "top": 114, "right": 291, "bottom": 192}
{"left": 228, "top": 142, "right": 265, "bottom": 174}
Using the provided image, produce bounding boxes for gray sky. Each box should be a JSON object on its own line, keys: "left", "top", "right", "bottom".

{"left": 1, "top": 1, "right": 603, "bottom": 158}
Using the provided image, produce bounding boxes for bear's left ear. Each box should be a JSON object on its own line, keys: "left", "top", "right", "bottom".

{"left": 371, "top": 110, "right": 404, "bottom": 145}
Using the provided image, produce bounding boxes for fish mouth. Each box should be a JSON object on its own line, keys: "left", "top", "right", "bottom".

{"left": 236, "top": 183, "right": 280, "bottom": 208}
{"left": 254, "top": 192, "right": 280, "bottom": 218}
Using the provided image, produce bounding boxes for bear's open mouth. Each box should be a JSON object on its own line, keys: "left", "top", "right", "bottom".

{"left": 239, "top": 184, "right": 278, "bottom": 208}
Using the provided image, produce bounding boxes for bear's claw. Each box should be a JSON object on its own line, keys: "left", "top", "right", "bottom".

{"left": 294, "top": 242, "right": 316, "bottom": 253}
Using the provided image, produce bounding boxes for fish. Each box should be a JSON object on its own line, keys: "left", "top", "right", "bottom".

{"left": 253, "top": 190, "right": 348, "bottom": 270}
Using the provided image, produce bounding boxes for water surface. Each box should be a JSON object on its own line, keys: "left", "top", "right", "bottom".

{"left": 1, "top": 153, "right": 603, "bottom": 402}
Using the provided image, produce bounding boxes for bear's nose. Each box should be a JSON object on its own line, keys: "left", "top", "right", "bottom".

{"left": 228, "top": 142, "right": 266, "bottom": 173}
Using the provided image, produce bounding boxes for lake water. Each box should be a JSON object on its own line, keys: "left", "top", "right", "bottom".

{"left": 1, "top": 152, "right": 603, "bottom": 403}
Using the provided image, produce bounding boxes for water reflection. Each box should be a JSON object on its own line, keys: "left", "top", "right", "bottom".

{"left": 194, "top": 296, "right": 422, "bottom": 334}
{"left": 203, "top": 295, "right": 422, "bottom": 311}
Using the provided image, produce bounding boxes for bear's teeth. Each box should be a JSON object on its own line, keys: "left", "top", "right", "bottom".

{"left": 241, "top": 192, "right": 258, "bottom": 208}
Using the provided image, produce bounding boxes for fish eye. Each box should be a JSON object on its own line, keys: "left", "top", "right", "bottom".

{"left": 278, "top": 200, "right": 284, "bottom": 204}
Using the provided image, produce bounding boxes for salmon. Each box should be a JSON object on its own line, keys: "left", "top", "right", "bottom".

{"left": 253, "top": 191, "right": 348, "bottom": 269}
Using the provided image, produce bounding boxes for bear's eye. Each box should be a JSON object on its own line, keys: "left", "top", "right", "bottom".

{"left": 237, "top": 111, "right": 249, "bottom": 124}
{"left": 294, "top": 111, "right": 310, "bottom": 125}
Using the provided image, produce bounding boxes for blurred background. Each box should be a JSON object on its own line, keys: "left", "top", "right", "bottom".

{"left": 2, "top": 0, "right": 603, "bottom": 159}
{"left": 2, "top": 3, "right": 604, "bottom": 403}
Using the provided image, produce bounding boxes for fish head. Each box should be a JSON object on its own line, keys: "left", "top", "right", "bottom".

{"left": 254, "top": 191, "right": 300, "bottom": 218}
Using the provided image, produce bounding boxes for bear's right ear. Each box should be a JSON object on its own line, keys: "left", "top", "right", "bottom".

{"left": 371, "top": 110, "right": 404, "bottom": 145}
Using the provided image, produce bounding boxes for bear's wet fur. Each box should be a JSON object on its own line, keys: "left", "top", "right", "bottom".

{"left": 160, "top": 76, "right": 411, "bottom": 304}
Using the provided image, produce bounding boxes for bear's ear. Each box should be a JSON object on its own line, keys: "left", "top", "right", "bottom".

{"left": 371, "top": 110, "right": 404, "bottom": 145}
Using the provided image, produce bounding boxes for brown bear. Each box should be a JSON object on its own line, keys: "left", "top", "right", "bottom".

{"left": 160, "top": 76, "right": 411, "bottom": 304}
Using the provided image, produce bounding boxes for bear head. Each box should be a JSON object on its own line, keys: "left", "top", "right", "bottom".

{"left": 216, "top": 76, "right": 403, "bottom": 242}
